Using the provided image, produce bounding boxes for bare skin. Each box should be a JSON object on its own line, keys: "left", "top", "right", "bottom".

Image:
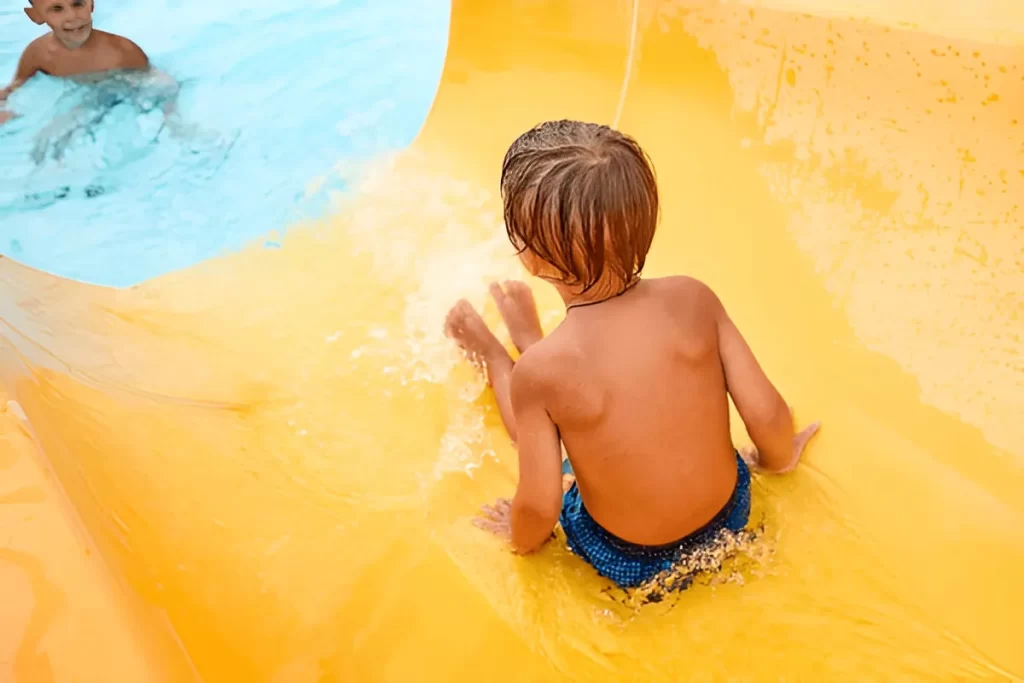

{"left": 445, "top": 281, "right": 541, "bottom": 444}
{"left": 8, "top": 29, "right": 148, "bottom": 86}
{"left": 447, "top": 276, "right": 820, "bottom": 553}
{"left": 489, "top": 281, "right": 544, "bottom": 353}
{"left": 1, "top": 0, "right": 150, "bottom": 122}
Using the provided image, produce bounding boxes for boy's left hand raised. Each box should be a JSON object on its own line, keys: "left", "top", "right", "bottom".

{"left": 474, "top": 498, "right": 512, "bottom": 541}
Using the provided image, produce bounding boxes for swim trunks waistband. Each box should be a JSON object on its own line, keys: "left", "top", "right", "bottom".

{"left": 559, "top": 453, "right": 752, "bottom": 589}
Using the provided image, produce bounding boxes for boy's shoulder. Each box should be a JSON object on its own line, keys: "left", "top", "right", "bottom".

{"left": 94, "top": 30, "right": 149, "bottom": 64}
{"left": 650, "top": 275, "right": 720, "bottom": 305}
{"left": 647, "top": 276, "right": 725, "bottom": 333}
{"left": 516, "top": 335, "right": 563, "bottom": 369}
{"left": 511, "top": 334, "right": 574, "bottom": 390}
{"left": 12, "top": 34, "right": 60, "bottom": 76}
{"left": 97, "top": 30, "right": 140, "bottom": 48}
{"left": 22, "top": 33, "right": 54, "bottom": 60}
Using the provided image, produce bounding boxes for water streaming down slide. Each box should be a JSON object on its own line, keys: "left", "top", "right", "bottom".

{"left": 1, "top": 0, "right": 1022, "bottom": 680}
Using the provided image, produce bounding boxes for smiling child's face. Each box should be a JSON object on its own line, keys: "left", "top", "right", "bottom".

{"left": 27, "top": 0, "right": 96, "bottom": 50}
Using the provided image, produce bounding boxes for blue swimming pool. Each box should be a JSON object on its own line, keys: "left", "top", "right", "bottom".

{"left": 0, "top": 0, "right": 449, "bottom": 287}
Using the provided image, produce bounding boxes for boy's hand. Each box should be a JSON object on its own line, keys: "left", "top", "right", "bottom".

{"left": 474, "top": 498, "right": 512, "bottom": 541}
{"left": 785, "top": 421, "right": 821, "bottom": 472}
{"left": 473, "top": 497, "right": 556, "bottom": 555}
{"left": 0, "top": 110, "right": 16, "bottom": 126}
{"left": 742, "top": 417, "right": 820, "bottom": 473}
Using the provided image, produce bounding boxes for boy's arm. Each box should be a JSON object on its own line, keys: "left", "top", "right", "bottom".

{"left": 707, "top": 285, "right": 817, "bottom": 472}
{"left": 1, "top": 43, "right": 42, "bottom": 108}
{"left": 145, "top": 67, "right": 180, "bottom": 114}
{"left": 507, "top": 354, "right": 564, "bottom": 554}
{"left": 134, "top": 63, "right": 188, "bottom": 138}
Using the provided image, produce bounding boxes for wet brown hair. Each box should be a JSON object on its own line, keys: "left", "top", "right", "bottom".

{"left": 500, "top": 120, "right": 659, "bottom": 293}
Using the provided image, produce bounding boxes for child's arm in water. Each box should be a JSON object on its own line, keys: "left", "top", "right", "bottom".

{"left": 0, "top": 41, "right": 43, "bottom": 123}
{"left": 504, "top": 352, "right": 564, "bottom": 553}
{"left": 144, "top": 68, "right": 185, "bottom": 132}
{"left": 707, "top": 284, "right": 820, "bottom": 472}
{"left": 143, "top": 68, "right": 213, "bottom": 143}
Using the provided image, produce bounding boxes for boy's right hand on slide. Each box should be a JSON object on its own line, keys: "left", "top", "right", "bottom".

{"left": 740, "top": 412, "right": 821, "bottom": 473}
{"left": 783, "top": 420, "right": 821, "bottom": 473}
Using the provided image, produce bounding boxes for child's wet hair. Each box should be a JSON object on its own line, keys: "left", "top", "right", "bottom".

{"left": 500, "top": 120, "right": 659, "bottom": 292}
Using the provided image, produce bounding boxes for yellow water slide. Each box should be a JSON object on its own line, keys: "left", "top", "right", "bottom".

{"left": 1, "top": 0, "right": 1022, "bottom": 680}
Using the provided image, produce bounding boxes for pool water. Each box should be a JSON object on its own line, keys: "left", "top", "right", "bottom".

{"left": 0, "top": 0, "right": 449, "bottom": 287}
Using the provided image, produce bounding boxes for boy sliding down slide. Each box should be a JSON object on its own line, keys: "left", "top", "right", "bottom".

{"left": 445, "top": 120, "right": 819, "bottom": 590}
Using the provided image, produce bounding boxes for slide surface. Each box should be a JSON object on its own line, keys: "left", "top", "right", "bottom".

{"left": 1, "top": 1, "right": 1022, "bottom": 680}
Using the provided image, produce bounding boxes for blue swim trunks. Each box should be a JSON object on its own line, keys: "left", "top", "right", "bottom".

{"left": 559, "top": 453, "right": 751, "bottom": 590}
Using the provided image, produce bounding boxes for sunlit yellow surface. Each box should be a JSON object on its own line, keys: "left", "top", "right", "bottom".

{"left": 1, "top": 0, "right": 1022, "bottom": 680}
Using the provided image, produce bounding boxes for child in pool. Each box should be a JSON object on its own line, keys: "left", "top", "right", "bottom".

{"left": 444, "top": 120, "right": 820, "bottom": 589}
{"left": 0, "top": 0, "right": 171, "bottom": 126}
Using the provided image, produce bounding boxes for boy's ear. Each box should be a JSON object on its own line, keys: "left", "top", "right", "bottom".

{"left": 24, "top": 7, "right": 45, "bottom": 25}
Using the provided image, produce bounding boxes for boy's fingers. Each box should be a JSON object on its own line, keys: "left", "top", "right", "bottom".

{"left": 479, "top": 503, "right": 511, "bottom": 521}
{"left": 473, "top": 515, "right": 496, "bottom": 529}
{"left": 474, "top": 519, "right": 509, "bottom": 537}
{"left": 473, "top": 520, "right": 500, "bottom": 537}
{"left": 794, "top": 422, "right": 821, "bottom": 449}
{"left": 800, "top": 421, "right": 821, "bottom": 437}
{"left": 504, "top": 280, "right": 531, "bottom": 302}
{"left": 488, "top": 282, "right": 506, "bottom": 305}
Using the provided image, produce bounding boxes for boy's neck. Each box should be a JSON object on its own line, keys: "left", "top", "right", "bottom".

{"left": 555, "top": 277, "right": 640, "bottom": 310}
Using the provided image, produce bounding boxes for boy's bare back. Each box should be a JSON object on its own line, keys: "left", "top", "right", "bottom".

{"left": 518, "top": 276, "right": 740, "bottom": 545}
